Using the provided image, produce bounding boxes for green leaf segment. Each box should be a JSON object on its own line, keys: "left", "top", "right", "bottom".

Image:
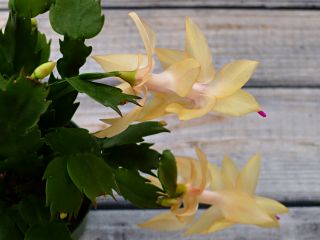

{"left": 45, "top": 128, "right": 116, "bottom": 213}
{"left": 49, "top": 0, "right": 104, "bottom": 39}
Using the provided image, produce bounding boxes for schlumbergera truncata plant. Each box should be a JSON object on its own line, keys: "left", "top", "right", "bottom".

{"left": 0, "top": 0, "right": 288, "bottom": 239}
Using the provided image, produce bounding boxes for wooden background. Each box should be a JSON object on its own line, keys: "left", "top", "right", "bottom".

{"left": 1, "top": 0, "right": 320, "bottom": 239}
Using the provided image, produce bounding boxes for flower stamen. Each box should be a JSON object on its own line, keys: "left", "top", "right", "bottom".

{"left": 258, "top": 110, "right": 267, "bottom": 118}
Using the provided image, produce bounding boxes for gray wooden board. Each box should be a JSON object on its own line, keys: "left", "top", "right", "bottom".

{"left": 73, "top": 88, "right": 320, "bottom": 202}
{"left": 79, "top": 207, "right": 320, "bottom": 240}
{"left": 1, "top": 9, "right": 319, "bottom": 86}
{"left": 102, "top": 0, "right": 320, "bottom": 8}
{"left": 1, "top": 1, "right": 320, "bottom": 9}
{"left": 31, "top": 9, "right": 320, "bottom": 86}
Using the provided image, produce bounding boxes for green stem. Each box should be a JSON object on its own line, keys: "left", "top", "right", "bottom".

{"left": 47, "top": 71, "right": 122, "bottom": 87}
{"left": 79, "top": 71, "right": 121, "bottom": 81}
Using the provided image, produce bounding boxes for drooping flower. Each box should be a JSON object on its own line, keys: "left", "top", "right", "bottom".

{"left": 150, "top": 17, "right": 266, "bottom": 120}
{"left": 93, "top": 12, "right": 202, "bottom": 137}
{"left": 139, "top": 147, "right": 211, "bottom": 231}
{"left": 93, "top": 13, "right": 266, "bottom": 138}
{"left": 139, "top": 149, "right": 288, "bottom": 235}
{"left": 185, "top": 154, "right": 288, "bottom": 235}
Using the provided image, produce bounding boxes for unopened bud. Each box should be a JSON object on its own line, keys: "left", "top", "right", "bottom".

{"left": 118, "top": 71, "right": 136, "bottom": 86}
{"left": 59, "top": 212, "right": 68, "bottom": 220}
{"left": 31, "top": 18, "right": 38, "bottom": 29}
{"left": 30, "top": 61, "right": 56, "bottom": 80}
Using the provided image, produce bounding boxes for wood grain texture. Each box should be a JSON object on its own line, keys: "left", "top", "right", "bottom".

{"left": 1, "top": 0, "right": 320, "bottom": 9}
{"left": 79, "top": 208, "right": 320, "bottom": 240}
{"left": 101, "top": 0, "right": 320, "bottom": 8}
{"left": 73, "top": 88, "right": 320, "bottom": 202}
{"left": 31, "top": 9, "right": 320, "bottom": 86}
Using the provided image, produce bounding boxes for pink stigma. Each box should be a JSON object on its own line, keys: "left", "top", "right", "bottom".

{"left": 258, "top": 110, "right": 267, "bottom": 118}
{"left": 276, "top": 215, "right": 280, "bottom": 220}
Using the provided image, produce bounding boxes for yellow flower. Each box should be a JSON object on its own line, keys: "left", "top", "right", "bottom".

{"left": 139, "top": 148, "right": 287, "bottom": 235}
{"left": 152, "top": 17, "right": 266, "bottom": 120}
{"left": 93, "top": 12, "right": 202, "bottom": 137}
{"left": 93, "top": 12, "right": 155, "bottom": 91}
{"left": 93, "top": 12, "right": 200, "bottom": 95}
{"left": 139, "top": 147, "right": 211, "bottom": 231}
{"left": 185, "top": 154, "right": 288, "bottom": 235}
{"left": 93, "top": 14, "right": 265, "bottom": 138}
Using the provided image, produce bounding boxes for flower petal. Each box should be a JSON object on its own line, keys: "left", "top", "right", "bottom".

{"left": 209, "top": 60, "right": 259, "bottom": 98}
{"left": 217, "top": 190, "right": 274, "bottom": 225}
{"left": 129, "top": 12, "right": 155, "bottom": 69}
{"left": 139, "top": 212, "right": 188, "bottom": 231}
{"left": 95, "top": 106, "right": 142, "bottom": 138}
{"left": 221, "top": 156, "right": 239, "bottom": 188}
{"left": 255, "top": 196, "right": 289, "bottom": 215}
{"left": 205, "top": 219, "right": 234, "bottom": 234}
{"left": 237, "top": 154, "right": 261, "bottom": 194}
{"left": 138, "top": 94, "right": 169, "bottom": 121}
{"left": 185, "top": 17, "right": 215, "bottom": 83}
{"left": 147, "top": 175, "right": 163, "bottom": 190}
{"left": 209, "top": 164, "right": 224, "bottom": 191}
{"left": 185, "top": 206, "right": 225, "bottom": 235}
{"left": 155, "top": 48, "right": 188, "bottom": 69}
{"left": 92, "top": 54, "right": 147, "bottom": 72}
{"left": 166, "top": 96, "right": 216, "bottom": 120}
{"left": 257, "top": 216, "right": 280, "bottom": 228}
{"left": 95, "top": 88, "right": 148, "bottom": 138}
{"left": 195, "top": 147, "right": 209, "bottom": 191}
{"left": 172, "top": 193, "right": 198, "bottom": 217}
{"left": 116, "top": 82, "right": 135, "bottom": 95}
{"left": 176, "top": 156, "right": 194, "bottom": 183}
{"left": 212, "top": 89, "right": 261, "bottom": 116}
{"left": 148, "top": 58, "right": 200, "bottom": 97}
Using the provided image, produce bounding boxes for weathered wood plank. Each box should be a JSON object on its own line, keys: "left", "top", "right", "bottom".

{"left": 73, "top": 88, "right": 320, "bottom": 202}
{"left": 79, "top": 208, "right": 320, "bottom": 240}
{"left": 31, "top": 10, "right": 320, "bottom": 86}
{"left": 1, "top": 0, "right": 320, "bottom": 9}
{"left": 102, "top": 0, "right": 320, "bottom": 8}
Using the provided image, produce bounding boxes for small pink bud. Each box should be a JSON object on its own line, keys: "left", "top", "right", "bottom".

{"left": 276, "top": 215, "right": 280, "bottom": 220}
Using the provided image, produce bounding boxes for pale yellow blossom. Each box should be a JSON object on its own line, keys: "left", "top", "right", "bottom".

{"left": 185, "top": 154, "right": 288, "bottom": 235}
{"left": 153, "top": 17, "right": 266, "bottom": 120}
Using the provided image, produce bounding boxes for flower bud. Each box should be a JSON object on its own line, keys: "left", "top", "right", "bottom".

{"left": 30, "top": 61, "right": 56, "bottom": 80}
{"left": 31, "top": 18, "right": 38, "bottom": 29}
{"left": 59, "top": 212, "right": 68, "bottom": 220}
